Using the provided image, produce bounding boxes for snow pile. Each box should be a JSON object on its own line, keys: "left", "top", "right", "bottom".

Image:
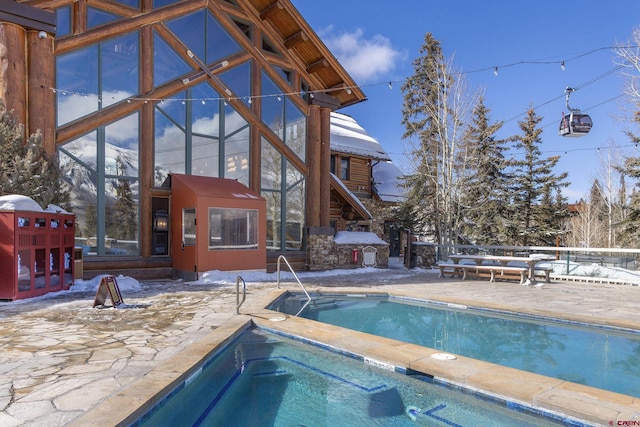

{"left": 334, "top": 231, "right": 388, "bottom": 245}
{"left": 69, "top": 274, "right": 143, "bottom": 293}
{"left": 548, "top": 261, "right": 640, "bottom": 283}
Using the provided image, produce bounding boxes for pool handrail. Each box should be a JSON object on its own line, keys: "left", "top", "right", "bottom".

{"left": 235, "top": 275, "right": 246, "bottom": 314}
{"left": 276, "top": 255, "right": 311, "bottom": 316}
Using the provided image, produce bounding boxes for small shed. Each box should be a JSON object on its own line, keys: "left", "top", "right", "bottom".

{"left": 168, "top": 174, "right": 266, "bottom": 280}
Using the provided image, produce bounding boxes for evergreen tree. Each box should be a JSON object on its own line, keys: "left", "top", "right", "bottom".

{"left": 619, "top": 156, "right": 640, "bottom": 246}
{"left": 0, "top": 102, "right": 70, "bottom": 209}
{"left": 400, "top": 33, "right": 474, "bottom": 246}
{"left": 107, "top": 156, "right": 138, "bottom": 242}
{"left": 459, "top": 96, "right": 510, "bottom": 245}
{"left": 509, "top": 107, "right": 569, "bottom": 246}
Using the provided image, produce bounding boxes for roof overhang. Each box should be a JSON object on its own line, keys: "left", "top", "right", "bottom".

{"left": 0, "top": 0, "right": 56, "bottom": 33}
{"left": 250, "top": 0, "right": 366, "bottom": 110}
{"left": 330, "top": 173, "right": 371, "bottom": 220}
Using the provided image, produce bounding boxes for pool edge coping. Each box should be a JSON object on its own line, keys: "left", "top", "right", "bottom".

{"left": 69, "top": 288, "right": 640, "bottom": 427}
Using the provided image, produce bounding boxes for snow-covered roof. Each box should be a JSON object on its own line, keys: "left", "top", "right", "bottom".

{"left": 372, "top": 161, "right": 406, "bottom": 203}
{"left": 0, "top": 195, "right": 71, "bottom": 214}
{"left": 334, "top": 231, "right": 388, "bottom": 245}
{"left": 0, "top": 195, "right": 44, "bottom": 212}
{"left": 330, "top": 112, "right": 391, "bottom": 161}
{"left": 330, "top": 172, "right": 372, "bottom": 219}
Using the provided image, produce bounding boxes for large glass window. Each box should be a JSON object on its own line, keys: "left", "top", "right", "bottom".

{"left": 166, "top": 11, "right": 240, "bottom": 66}
{"left": 87, "top": 7, "right": 120, "bottom": 28}
{"left": 208, "top": 208, "right": 258, "bottom": 250}
{"left": 285, "top": 165, "right": 305, "bottom": 250}
{"left": 261, "top": 138, "right": 305, "bottom": 251}
{"left": 154, "top": 84, "right": 250, "bottom": 186}
{"left": 220, "top": 62, "right": 251, "bottom": 108}
{"left": 56, "top": 32, "right": 139, "bottom": 126}
{"left": 55, "top": 7, "right": 71, "bottom": 37}
{"left": 153, "top": 31, "right": 192, "bottom": 88}
{"left": 58, "top": 114, "right": 140, "bottom": 256}
{"left": 261, "top": 72, "right": 306, "bottom": 160}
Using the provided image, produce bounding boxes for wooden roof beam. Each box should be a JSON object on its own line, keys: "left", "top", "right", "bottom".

{"left": 259, "top": 1, "right": 284, "bottom": 21}
{"left": 284, "top": 30, "right": 308, "bottom": 49}
{"left": 0, "top": 0, "right": 56, "bottom": 33}
{"left": 306, "top": 58, "right": 329, "bottom": 75}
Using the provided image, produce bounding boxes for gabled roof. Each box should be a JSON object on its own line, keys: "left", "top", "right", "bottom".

{"left": 165, "top": 174, "right": 264, "bottom": 200}
{"left": 330, "top": 173, "right": 372, "bottom": 220}
{"left": 330, "top": 112, "right": 391, "bottom": 160}
{"left": 249, "top": 0, "right": 366, "bottom": 109}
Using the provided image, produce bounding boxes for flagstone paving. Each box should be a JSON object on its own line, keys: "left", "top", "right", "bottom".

{"left": 1, "top": 264, "right": 639, "bottom": 426}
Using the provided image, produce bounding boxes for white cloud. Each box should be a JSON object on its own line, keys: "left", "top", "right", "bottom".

{"left": 318, "top": 27, "right": 402, "bottom": 82}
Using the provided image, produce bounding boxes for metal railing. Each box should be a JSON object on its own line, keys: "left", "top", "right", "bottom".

{"left": 276, "top": 255, "right": 311, "bottom": 316}
{"left": 235, "top": 275, "right": 246, "bottom": 315}
{"left": 422, "top": 243, "right": 640, "bottom": 284}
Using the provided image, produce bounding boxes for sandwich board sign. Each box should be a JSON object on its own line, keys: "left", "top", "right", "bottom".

{"left": 93, "top": 275, "right": 124, "bottom": 308}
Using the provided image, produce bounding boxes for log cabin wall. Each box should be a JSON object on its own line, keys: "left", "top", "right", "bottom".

{"left": 332, "top": 153, "right": 372, "bottom": 197}
{"left": 0, "top": 0, "right": 365, "bottom": 277}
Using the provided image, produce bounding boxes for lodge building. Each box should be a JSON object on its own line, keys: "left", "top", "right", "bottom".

{"left": 0, "top": 0, "right": 377, "bottom": 277}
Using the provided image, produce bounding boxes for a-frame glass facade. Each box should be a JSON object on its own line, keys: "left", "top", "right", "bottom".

{"left": 54, "top": 2, "right": 307, "bottom": 257}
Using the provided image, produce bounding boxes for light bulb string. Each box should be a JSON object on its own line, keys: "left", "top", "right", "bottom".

{"left": 49, "top": 44, "right": 638, "bottom": 106}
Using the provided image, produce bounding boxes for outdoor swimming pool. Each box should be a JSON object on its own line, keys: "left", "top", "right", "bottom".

{"left": 134, "top": 327, "right": 566, "bottom": 426}
{"left": 269, "top": 293, "right": 640, "bottom": 398}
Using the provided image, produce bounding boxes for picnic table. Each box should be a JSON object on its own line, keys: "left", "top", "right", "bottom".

{"left": 447, "top": 254, "right": 555, "bottom": 286}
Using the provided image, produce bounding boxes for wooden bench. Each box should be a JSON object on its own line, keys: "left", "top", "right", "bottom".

{"left": 534, "top": 266, "right": 553, "bottom": 283}
{"left": 438, "top": 263, "right": 528, "bottom": 285}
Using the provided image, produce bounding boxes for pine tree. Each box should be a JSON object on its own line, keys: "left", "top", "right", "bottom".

{"left": 0, "top": 102, "right": 70, "bottom": 209}
{"left": 619, "top": 156, "right": 640, "bottom": 246}
{"left": 459, "top": 96, "right": 510, "bottom": 245}
{"left": 509, "top": 107, "right": 569, "bottom": 246}
{"left": 400, "top": 33, "right": 474, "bottom": 246}
{"left": 107, "top": 156, "right": 138, "bottom": 243}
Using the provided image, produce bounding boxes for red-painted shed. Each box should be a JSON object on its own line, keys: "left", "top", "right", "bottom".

{"left": 168, "top": 174, "right": 266, "bottom": 279}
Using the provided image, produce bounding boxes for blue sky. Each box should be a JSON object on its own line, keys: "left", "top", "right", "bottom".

{"left": 291, "top": 0, "right": 640, "bottom": 202}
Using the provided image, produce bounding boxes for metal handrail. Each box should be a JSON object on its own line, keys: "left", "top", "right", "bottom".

{"left": 235, "top": 275, "right": 246, "bottom": 314}
{"left": 276, "top": 255, "right": 311, "bottom": 316}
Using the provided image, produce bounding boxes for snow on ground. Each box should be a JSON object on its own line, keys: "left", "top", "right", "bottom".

{"left": 4, "top": 257, "right": 639, "bottom": 305}
{"left": 68, "top": 265, "right": 407, "bottom": 294}
{"left": 548, "top": 261, "right": 640, "bottom": 282}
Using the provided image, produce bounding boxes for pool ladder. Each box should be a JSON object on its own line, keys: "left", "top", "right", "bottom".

{"left": 277, "top": 255, "right": 311, "bottom": 317}
{"left": 235, "top": 255, "right": 311, "bottom": 316}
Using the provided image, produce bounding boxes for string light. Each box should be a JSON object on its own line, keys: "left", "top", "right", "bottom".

{"left": 48, "top": 43, "right": 639, "bottom": 114}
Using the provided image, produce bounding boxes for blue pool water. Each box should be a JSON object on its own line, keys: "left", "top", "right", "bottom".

{"left": 270, "top": 293, "right": 640, "bottom": 397}
{"left": 135, "top": 328, "right": 565, "bottom": 426}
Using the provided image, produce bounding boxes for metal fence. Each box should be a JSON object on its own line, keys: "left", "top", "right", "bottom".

{"left": 429, "top": 244, "right": 640, "bottom": 284}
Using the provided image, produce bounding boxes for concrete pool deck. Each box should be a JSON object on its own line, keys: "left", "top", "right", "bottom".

{"left": 1, "top": 263, "right": 639, "bottom": 426}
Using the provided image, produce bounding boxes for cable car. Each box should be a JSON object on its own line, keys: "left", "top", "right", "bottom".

{"left": 559, "top": 87, "right": 592, "bottom": 137}
{"left": 559, "top": 111, "right": 592, "bottom": 137}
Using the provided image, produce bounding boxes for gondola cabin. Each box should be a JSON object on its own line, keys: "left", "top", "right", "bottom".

{"left": 559, "top": 112, "right": 592, "bottom": 137}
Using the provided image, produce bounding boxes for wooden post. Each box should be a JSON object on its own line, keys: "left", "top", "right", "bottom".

{"left": 319, "top": 107, "right": 331, "bottom": 227}
{"left": 27, "top": 29, "right": 55, "bottom": 153}
{"left": 139, "top": 25, "right": 154, "bottom": 258}
{"left": 0, "top": 23, "right": 27, "bottom": 129}
{"left": 306, "top": 105, "right": 321, "bottom": 227}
